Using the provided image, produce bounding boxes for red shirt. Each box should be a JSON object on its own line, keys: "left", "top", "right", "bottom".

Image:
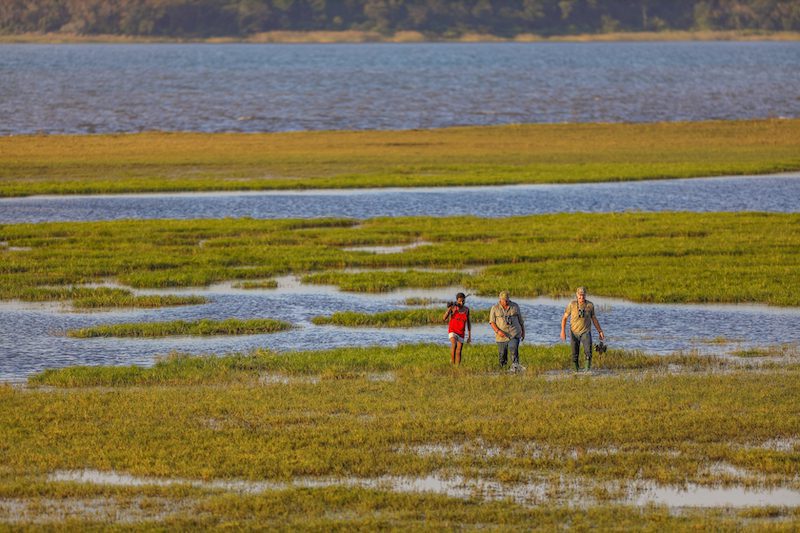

{"left": 448, "top": 306, "right": 469, "bottom": 336}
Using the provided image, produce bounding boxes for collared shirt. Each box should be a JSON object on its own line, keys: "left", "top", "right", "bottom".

{"left": 564, "top": 299, "right": 595, "bottom": 335}
{"left": 489, "top": 301, "right": 524, "bottom": 342}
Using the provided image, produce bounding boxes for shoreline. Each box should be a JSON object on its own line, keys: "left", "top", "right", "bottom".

{"left": 2, "top": 29, "right": 800, "bottom": 44}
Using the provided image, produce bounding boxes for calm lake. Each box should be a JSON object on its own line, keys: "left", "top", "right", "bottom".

{"left": 1, "top": 41, "right": 799, "bottom": 134}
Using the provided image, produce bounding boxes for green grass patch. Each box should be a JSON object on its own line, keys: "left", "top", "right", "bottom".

{"left": 2, "top": 212, "right": 800, "bottom": 306}
{"left": 731, "top": 344, "right": 799, "bottom": 358}
{"left": 232, "top": 280, "right": 279, "bottom": 289}
{"left": 2, "top": 119, "right": 799, "bottom": 196}
{"left": 66, "top": 318, "right": 293, "bottom": 338}
{"left": 402, "top": 297, "right": 436, "bottom": 306}
{"left": 311, "top": 308, "right": 490, "bottom": 327}
{"left": 8, "top": 343, "right": 800, "bottom": 527}
{"left": 8, "top": 346, "right": 799, "bottom": 497}
{"left": 302, "top": 269, "right": 468, "bottom": 293}
{"left": 28, "top": 343, "right": 713, "bottom": 387}
{"left": 15, "top": 286, "right": 206, "bottom": 309}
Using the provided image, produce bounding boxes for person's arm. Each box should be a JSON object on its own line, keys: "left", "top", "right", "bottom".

{"left": 560, "top": 306, "right": 569, "bottom": 341}
{"left": 592, "top": 314, "right": 605, "bottom": 341}
{"left": 489, "top": 307, "right": 507, "bottom": 338}
{"left": 466, "top": 308, "right": 472, "bottom": 343}
{"left": 442, "top": 306, "right": 453, "bottom": 322}
{"left": 517, "top": 305, "right": 525, "bottom": 341}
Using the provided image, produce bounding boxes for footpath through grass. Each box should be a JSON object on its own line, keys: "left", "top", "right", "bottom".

{"left": 2, "top": 212, "right": 799, "bottom": 306}
{"left": 1, "top": 119, "right": 799, "bottom": 196}
{"left": 4, "top": 343, "right": 800, "bottom": 528}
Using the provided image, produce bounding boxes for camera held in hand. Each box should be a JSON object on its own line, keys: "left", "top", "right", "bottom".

{"left": 447, "top": 301, "right": 461, "bottom": 309}
{"left": 594, "top": 341, "right": 608, "bottom": 355}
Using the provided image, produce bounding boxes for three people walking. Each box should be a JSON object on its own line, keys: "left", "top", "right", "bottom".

{"left": 445, "top": 286, "right": 606, "bottom": 372}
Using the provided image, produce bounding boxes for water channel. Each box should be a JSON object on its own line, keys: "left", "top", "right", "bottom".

{"left": 2, "top": 173, "right": 800, "bottom": 223}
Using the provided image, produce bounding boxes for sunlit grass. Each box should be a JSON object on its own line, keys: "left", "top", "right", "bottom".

{"left": 231, "top": 280, "right": 278, "bottom": 289}
{"left": 66, "top": 318, "right": 293, "bottom": 338}
{"left": 402, "top": 297, "right": 437, "bottom": 306}
{"left": 731, "top": 344, "right": 799, "bottom": 358}
{"left": 13, "top": 286, "right": 206, "bottom": 309}
{"left": 302, "top": 270, "right": 468, "bottom": 293}
{"left": 2, "top": 212, "right": 799, "bottom": 306}
{"left": 10, "top": 346, "right": 800, "bottom": 490}
{"left": 2, "top": 119, "right": 799, "bottom": 196}
{"left": 27, "top": 343, "right": 716, "bottom": 386}
{"left": 0, "top": 476, "right": 781, "bottom": 530}
{"left": 311, "top": 308, "right": 490, "bottom": 327}
{"left": 6, "top": 343, "right": 800, "bottom": 527}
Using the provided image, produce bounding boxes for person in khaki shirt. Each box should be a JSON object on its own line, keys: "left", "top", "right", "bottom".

{"left": 560, "top": 286, "right": 605, "bottom": 372}
{"left": 489, "top": 291, "right": 525, "bottom": 371}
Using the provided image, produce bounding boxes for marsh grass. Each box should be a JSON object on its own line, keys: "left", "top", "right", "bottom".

{"left": 311, "top": 309, "right": 490, "bottom": 327}
{"left": 8, "top": 345, "right": 799, "bottom": 511}
{"left": 302, "top": 270, "right": 468, "bottom": 293}
{"left": 7, "top": 343, "right": 800, "bottom": 527}
{"left": 14, "top": 286, "right": 206, "bottom": 309}
{"left": 0, "top": 478, "right": 777, "bottom": 530}
{"left": 731, "top": 344, "right": 799, "bottom": 358}
{"left": 28, "top": 343, "right": 714, "bottom": 387}
{"left": 402, "top": 297, "right": 437, "bottom": 306}
{"left": 2, "top": 212, "right": 799, "bottom": 306}
{"left": 66, "top": 318, "right": 293, "bottom": 338}
{"left": 231, "top": 280, "right": 278, "bottom": 289}
{"left": 2, "top": 120, "right": 799, "bottom": 196}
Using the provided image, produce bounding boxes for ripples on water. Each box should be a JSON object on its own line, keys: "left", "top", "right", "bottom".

{"left": 1, "top": 42, "right": 799, "bottom": 134}
{"left": 2, "top": 279, "right": 799, "bottom": 381}
{"left": 2, "top": 174, "right": 799, "bottom": 223}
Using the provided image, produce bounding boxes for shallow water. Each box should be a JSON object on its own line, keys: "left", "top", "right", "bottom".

{"left": 2, "top": 174, "right": 800, "bottom": 223}
{"left": 49, "top": 469, "right": 800, "bottom": 509}
{"left": 2, "top": 278, "right": 799, "bottom": 381}
{"left": 1, "top": 42, "right": 799, "bottom": 135}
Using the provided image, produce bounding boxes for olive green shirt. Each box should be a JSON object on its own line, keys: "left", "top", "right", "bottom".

{"left": 564, "top": 300, "right": 595, "bottom": 335}
{"left": 489, "top": 301, "right": 524, "bottom": 342}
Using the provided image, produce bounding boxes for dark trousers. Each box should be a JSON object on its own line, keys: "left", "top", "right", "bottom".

{"left": 497, "top": 336, "right": 520, "bottom": 367}
{"left": 570, "top": 330, "right": 592, "bottom": 370}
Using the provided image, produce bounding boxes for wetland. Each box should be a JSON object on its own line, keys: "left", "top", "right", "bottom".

{"left": 2, "top": 45, "right": 800, "bottom": 523}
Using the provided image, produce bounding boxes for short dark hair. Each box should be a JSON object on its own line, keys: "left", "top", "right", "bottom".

{"left": 456, "top": 292, "right": 466, "bottom": 299}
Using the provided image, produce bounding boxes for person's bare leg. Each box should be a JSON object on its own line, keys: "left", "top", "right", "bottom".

{"left": 450, "top": 337, "right": 457, "bottom": 365}
{"left": 455, "top": 342, "right": 463, "bottom": 365}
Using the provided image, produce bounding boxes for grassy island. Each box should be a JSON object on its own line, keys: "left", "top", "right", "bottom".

{"left": 311, "top": 308, "right": 491, "bottom": 328}
{"left": 67, "top": 318, "right": 293, "bottom": 338}
{"left": 1, "top": 119, "right": 799, "bottom": 197}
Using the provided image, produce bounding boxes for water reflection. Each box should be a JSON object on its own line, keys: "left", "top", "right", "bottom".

{"left": 2, "top": 279, "right": 798, "bottom": 381}
{"left": 2, "top": 174, "right": 799, "bottom": 223}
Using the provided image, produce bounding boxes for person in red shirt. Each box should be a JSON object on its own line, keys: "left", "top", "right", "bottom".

{"left": 442, "top": 292, "right": 471, "bottom": 365}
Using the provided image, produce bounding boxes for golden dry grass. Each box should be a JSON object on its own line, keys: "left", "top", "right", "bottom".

{"left": 1, "top": 119, "right": 799, "bottom": 196}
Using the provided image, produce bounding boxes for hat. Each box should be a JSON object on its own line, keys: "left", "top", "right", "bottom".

{"left": 576, "top": 286, "right": 586, "bottom": 295}
{"left": 498, "top": 291, "right": 509, "bottom": 300}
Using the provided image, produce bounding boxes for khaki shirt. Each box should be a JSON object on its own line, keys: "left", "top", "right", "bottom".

{"left": 489, "top": 301, "right": 524, "bottom": 342}
{"left": 564, "top": 300, "right": 595, "bottom": 335}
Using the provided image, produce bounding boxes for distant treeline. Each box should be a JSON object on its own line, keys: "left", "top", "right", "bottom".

{"left": 2, "top": 0, "right": 799, "bottom": 37}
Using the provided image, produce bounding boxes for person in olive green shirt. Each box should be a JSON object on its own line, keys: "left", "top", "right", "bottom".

{"left": 489, "top": 290, "right": 525, "bottom": 371}
{"left": 560, "top": 286, "right": 605, "bottom": 372}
